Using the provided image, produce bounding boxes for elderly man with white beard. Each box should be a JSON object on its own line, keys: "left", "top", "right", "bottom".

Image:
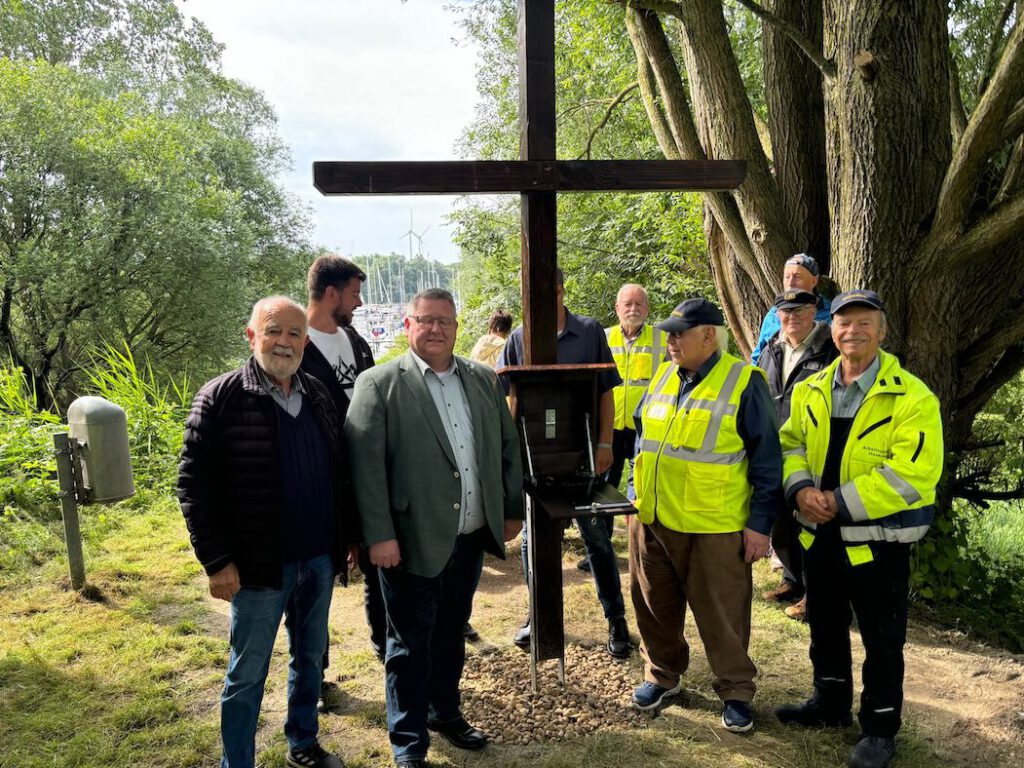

{"left": 178, "top": 296, "right": 356, "bottom": 768}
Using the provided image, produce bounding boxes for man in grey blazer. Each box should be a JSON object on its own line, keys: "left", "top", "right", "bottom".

{"left": 345, "top": 288, "right": 524, "bottom": 768}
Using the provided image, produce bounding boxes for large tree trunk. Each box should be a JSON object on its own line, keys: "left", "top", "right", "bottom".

{"left": 622, "top": 0, "right": 1024, "bottom": 508}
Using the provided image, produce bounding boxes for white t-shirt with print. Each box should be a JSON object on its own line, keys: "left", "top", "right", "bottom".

{"left": 308, "top": 326, "right": 358, "bottom": 400}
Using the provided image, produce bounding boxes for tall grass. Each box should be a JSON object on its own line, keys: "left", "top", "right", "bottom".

{"left": 0, "top": 347, "right": 191, "bottom": 576}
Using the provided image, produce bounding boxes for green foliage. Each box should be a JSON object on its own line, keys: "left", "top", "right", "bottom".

{"left": 450, "top": 0, "right": 713, "bottom": 347}
{"left": 0, "top": 0, "right": 313, "bottom": 408}
{"left": 0, "top": 348, "right": 189, "bottom": 573}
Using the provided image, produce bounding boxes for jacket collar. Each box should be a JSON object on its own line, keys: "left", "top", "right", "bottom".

{"left": 808, "top": 349, "right": 907, "bottom": 398}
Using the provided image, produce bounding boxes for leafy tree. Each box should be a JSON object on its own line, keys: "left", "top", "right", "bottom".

{"left": 450, "top": 0, "right": 712, "bottom": 344}
{"left": 0, "top": 0, "right": 311, "bottom": 406}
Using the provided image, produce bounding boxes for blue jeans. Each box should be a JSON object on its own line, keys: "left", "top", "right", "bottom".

{"left": 378, "top": 531, "right": 484, "bottom": 761}
{"left": 520, "top": 507, "right": 625, "bottom": 620}
{"left": 220, "top": 554, "right": 335, "bottom": 768}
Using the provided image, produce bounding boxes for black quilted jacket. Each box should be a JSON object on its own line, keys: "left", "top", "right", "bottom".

{"left": 177, "top": 356, "right": 357, "bottom": 589}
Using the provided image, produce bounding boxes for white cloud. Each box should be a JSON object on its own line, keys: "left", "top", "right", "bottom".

{"left": 179, "top": 0, "right": 484, "bottom": 262}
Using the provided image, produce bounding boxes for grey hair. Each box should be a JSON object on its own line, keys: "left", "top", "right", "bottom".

{"left": 616, "top": 283, "right": 649, "bottom": 303}
{"left": 248, "top": 296, "right": 307, "bottom": 331}
{"left": 696, "top": 324, "right": 729, "bottom": 352}
{"left": 407, "top": 288, "right": 457, "bottom": 316}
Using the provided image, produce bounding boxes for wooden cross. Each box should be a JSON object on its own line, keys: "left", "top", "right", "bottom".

{"left": 314, "top": 0, "right": 746, "bottom": 368}
{"left": 314, "top": 0, "right": 746, "bottom": 685}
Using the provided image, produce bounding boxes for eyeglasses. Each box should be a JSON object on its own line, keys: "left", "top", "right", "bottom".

{"left": 778, "top": 306, "right": 814, "bottom": 317}
{"left": 412, "top": 315, "right": 455, "bottom": 329}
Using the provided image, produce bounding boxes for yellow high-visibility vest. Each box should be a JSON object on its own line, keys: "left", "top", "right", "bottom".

{"left": 606, "top": 324, "right": 665, "bottom": 431}
{"left": 634, "top": 352, "right": 760, "bottom": 533}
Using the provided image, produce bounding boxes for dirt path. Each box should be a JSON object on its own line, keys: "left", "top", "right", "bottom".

{"left": 205, "top": 532, "right": 1024, "bottom": 767}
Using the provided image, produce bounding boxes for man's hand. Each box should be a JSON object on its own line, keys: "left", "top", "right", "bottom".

{"left": 208, "top": 563, "right": 241, "bottom": 602}
{"left": 369, "top": 539, "right": 401, "bottom": 568}
{"left": 823, "top": 490, "right": 839, "bottom": 518}
{"left": 595, "top": 445, "right": 614, "bottom": 475}
{"left": 346, "top": 544, "right": 360, "bottom": 571}
{"left": 503, "top": 519, "right": 523, "bottom": 542}
{"left": 742, "top": 528, "right": 771, "bottom": 564}
{"left": 795, "top": 486, "right": 835, "bottom": 524}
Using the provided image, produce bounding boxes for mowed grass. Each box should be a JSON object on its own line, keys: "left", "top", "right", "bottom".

{"left": 0, "top": 503, "right": 1015, "bottom": 768}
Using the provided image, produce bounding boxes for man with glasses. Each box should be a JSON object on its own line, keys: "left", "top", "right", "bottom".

{"left": 758, "top": 289, "right": 838, "bottom": 620}
{"left": 628, "top": 298, "right": 782, "bottom": 734}
{"left": 345, "top": 289, "right": 524, "bottom": 768}
{"left": 751, "top": 254, "right": 831, "bottom": 366}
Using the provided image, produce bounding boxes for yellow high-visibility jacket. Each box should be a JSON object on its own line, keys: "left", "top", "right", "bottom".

{"left": 779, "top": 350, "right": 944, "bottom": 561}
{"left": 634, "top": 352, "right": 760, "bottom": 533}
{"left": 606, "top": 324, "right": 665, "bottom": 431}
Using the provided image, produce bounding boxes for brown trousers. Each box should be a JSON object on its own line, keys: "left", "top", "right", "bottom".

{"left": 629, "top": 518, "right": 757, "bottom": 702}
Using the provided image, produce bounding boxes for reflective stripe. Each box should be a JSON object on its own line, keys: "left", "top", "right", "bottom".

{"left": 627, "top": 378, "right": 651, "bottom": 387}
{"left": 688, "top": 398, "right": 738, "bottom": 415}
{"left": 841, "top": 524, "right": 930, "bottom": 544}
{"left": 699, "top": 362, "right": 746, "bottom": 452}
{"left": 652, "top": 331, "right": 663, "bottom": 364}
{"left": 784, "top": 469, "right": 813, "bottom": 493}
{"left": 609, "top": 345, "right": 625, "bottom": 354}
{"left": 631, "top": 345, "right": 653, "bottom": 353}
{"left": 639, "top": 438, "right": 746, "bottom": 466}
{"left": 873, "top": 707, "right": 895, "bottom": 714}
{"left": 648, "top": 393, "right": 676, "bottom": 405}
{"left": 842, "top": 481, "right": 870, "bottom": 522}
{"left": 783, "top": 446, "right": 807, "bottom": 459}
{"left": 660, "top": 445, "right": 747, "bottom": 465}
{"left": 878, "top": 465, "right": 923, "bottom": 506}
{"left": 796, "top": 513, "right": 818, "bottom": 531}
{"left": 651, "top": 364, "right": 676, "bottom": 393}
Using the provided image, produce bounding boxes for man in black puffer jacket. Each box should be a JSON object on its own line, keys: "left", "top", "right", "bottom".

{"left": 178, "top": 296, "right": 353, "bottom": 768}
{"left": 759, "top": 289, "right": 838, "bottom": 621}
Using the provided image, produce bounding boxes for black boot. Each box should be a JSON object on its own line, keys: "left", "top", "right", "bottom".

{"left": 848, "top": 735, "right": 896, "bottom": 768}
{"left": 775, "top": 697, "right": 852, "bottom": 728}
{"left": 607, "top": 617, "right": 632, "bottom": 658}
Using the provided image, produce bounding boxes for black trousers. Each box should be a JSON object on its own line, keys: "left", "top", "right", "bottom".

{"left": 608, "top": 427, "right": 637, "bottom": 490}
{"left": 323, "top": 548, "right": 388, "bottom": 673}
{"left": 771, "top": 510, "right": 805, "bottom": 590}
{"left": 804, "top": 526, "right": 911, "bottom": 738}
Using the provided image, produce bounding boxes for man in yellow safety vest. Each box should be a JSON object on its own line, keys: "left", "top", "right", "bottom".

{"left": 775, "top": 289, "right": 944, "bottom": 768}
{"left": 628, "top": 298, "right": 783, "bottom": 735}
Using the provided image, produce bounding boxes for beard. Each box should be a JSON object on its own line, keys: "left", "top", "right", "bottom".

{"left": 333, "top": 308, "right": 353, "bottom": 328}
{"left": 255, "top": 347, "right": 301, "bottom": 383}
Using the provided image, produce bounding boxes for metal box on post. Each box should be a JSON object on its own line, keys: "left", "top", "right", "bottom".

{"left": 66, "top": 396, "right": 135, "bottom": 503}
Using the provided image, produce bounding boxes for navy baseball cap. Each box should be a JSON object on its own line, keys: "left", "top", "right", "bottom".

{"left": 831, "top": 289, "right": 886, "bottom": 315}
{"left": 774, "top": 289, "right": 817, "bottom": 310}
{"left": 656, "top": 298, "right": 725, "bottom": 333}
{"left": 785, "top": 253, "right": 819, "bottom": 276}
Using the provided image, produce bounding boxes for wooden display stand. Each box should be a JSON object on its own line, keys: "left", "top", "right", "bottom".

{"left": 499, "top": 363, "right": 635, "bottom": 690}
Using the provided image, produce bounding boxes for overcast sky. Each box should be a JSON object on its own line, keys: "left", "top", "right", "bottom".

{"left": 179, "top": 0, "right": 482, "bottom": 263}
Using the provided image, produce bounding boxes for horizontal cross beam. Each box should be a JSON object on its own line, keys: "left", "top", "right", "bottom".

{"left": 313, "top": 159, "right": 747, "bottom": 195}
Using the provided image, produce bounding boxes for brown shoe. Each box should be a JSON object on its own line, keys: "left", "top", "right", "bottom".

{"left": 762, "top": 581, "right": 802, "bottom": 603}
{"left": 784, "top": 597, "right": 807, "bottom": 621}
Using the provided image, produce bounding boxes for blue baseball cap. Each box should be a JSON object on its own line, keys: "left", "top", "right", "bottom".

{"left": 785, "top": 253, "right": 819, "bottom": 276}
{"left": 831, "top": 289, "right": 886, "bottom": 315}
{"left": 656, "top": 298, "right": 725, "bottom": 333}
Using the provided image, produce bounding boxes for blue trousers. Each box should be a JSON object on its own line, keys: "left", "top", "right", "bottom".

{"left": 378, "top": 531, "right": 484, "bottom": 761}
{"left": 220, "top": 554, "right": 334, "bottom": 768}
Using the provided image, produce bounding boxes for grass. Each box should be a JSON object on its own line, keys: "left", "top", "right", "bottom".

{"left": 3, "top": 503, "right": 1018, "bottom": 768}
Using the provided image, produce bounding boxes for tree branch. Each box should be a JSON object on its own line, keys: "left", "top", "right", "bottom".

{"left": 956, "top": 342, "right": 1024, "bottom": 420}
{"left": 734, "top": 0, "right": 836, "bottom": 78}
{"left": 975, "top": 0, "right": 1018, "bottom": 100}
{"left": 951, "top": 189, "right": 1024, "bottom": 268}
{"left": 950, "top": 53, "right": 968, "bottom": 146}
{"left": 1003, "top": 98, "right": 1024, "bottom": 143}
{"left": 931, "top": 16, "right": 1024, "bottom": 243}
{"left": 576, "top": 82, "right": 640, "bottom": 160}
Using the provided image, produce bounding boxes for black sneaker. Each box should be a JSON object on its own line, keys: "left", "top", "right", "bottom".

{"left": 576, "top": 557, "right": 591, "bottom": 572}
{"left": 848, "top": 735, "right": 896, "bottom": 768}
{"left": 463, "top": 622, "right": 480, "bottom": 641}
{"left": 286, "top": 742, "right": 344, "bottom": 768}
{"left": 775, "top": 698, "right": 852, "bottom": 728}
